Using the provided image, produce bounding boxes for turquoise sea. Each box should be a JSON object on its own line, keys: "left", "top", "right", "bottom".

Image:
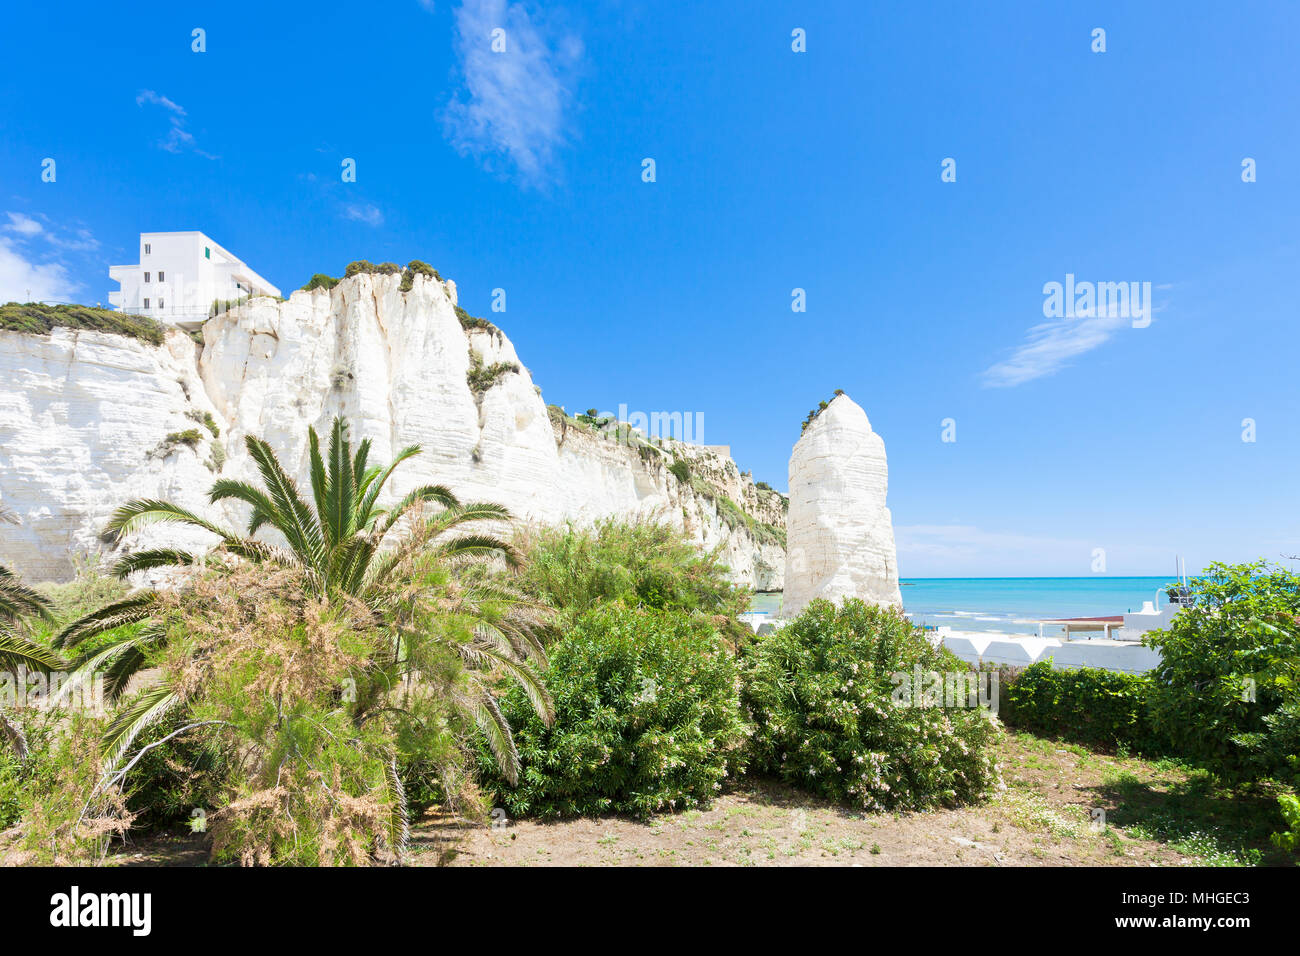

{"left": 749, "top": 576, "right": 1180, "bottom": 636}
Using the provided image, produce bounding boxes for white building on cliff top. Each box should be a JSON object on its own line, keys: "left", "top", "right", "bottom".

{"left": 109, "top": 231, "right": 280, "bottom": 329}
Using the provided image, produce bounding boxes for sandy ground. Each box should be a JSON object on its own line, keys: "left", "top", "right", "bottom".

{"left": 405, "top": 732, "right": 1279, "bottom": 867}
{"left": 114, "top": 731, "right": 1286, "bottom": 867}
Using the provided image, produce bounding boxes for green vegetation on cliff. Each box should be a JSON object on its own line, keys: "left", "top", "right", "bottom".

{"left": 0, "top": 302, "right": 167, "bottom": 346}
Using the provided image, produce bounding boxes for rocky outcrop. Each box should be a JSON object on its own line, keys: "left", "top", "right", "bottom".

{"left": 782, "top": 394, "right": 900, "bottom": 618}
{"left": 0, "top": 327, "right": 223, "bottom": 581}
{"left": 0, "top": 271, "right": 785, "bottom": 588}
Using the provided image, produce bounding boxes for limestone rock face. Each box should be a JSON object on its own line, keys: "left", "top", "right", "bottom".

{"left": 782, "top": 394, "right": 901, "bottom": 618}
{"left": 0, "top": 328, "right": 223, "bottom": 581}
{"left": 0, "top": 272, "right": 785, "bottom": 588}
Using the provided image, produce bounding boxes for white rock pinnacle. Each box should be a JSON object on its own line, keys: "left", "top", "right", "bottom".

{"left": 782, "top": 394, "right": 901, "bottom": 618}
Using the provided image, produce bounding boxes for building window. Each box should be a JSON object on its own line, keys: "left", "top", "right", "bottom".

{"left": 144, "top": 243, "right": 151, "bottom": 255}
{"left": 143, "top": 298, "right": 150, "bottom": 310}
{"left": 144, "top": 272, "right": 150, "bottom": 283}
{"left": 158, "top": 299, "right": 165, "bottom": 309}
{"left": 158, "top": 271, "right": 165, "bottom": 282}
{"left": 205, "top": 247, "right": 211, "bottom": 259}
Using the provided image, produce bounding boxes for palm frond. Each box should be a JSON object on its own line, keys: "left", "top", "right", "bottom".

{"left": 0, "top": 566, "right": 54, "bottom": 622}
{"left": 382, "top": 757, "right": 410, "bottom": 863}
{"left": 209, "top": 478, "right": 281, "bottom": 538}
{"left": 54, "top": 592, "right": 160, "bottom": 650}
{"left": 244, "top": 435, "right": 328, "bottom": 575}
{"left": 375, "top": 484, "right": 460, "bottom": 537}
{"left": 433, "top": 533, "right": 521, "bottom": 569}
{"left": 325, "top": 418, "right": 357, "bottom": 548}
{"left": 51, "top": 624, "right": 170, "bottom": 707}
{"left": 101, "top": 683, "right": 182, "bottom": 770}
{"left": 356, "top": 445, "right": 424, "bottom": 528}
{"left": 459, "top": 642, "right": 554, "bottom": 726}
{"left": 0, "top": 710, "right": 29, "bottom": 758}
{"left": 471, "top": 690, "right": 521, "bottom": 786}
{"left": 103, "top": 499, "right": 233, "bottom": 544}
{"left": 0, "top": 625, "right": 66, "bottom": 672}
{"left": 110, "top": 548, "right": 199, "bottom": 579}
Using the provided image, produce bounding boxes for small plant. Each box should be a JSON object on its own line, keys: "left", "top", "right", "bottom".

{"left": 454, "top": 304, "right": 496, "bottom": 332}
{"left": 399, "top": 260, "right": 440, "bottom": 292}
{"left": 466, "top": 351, "right": 519, "bottom": 395}
{"left": 159, "top": 428, "right": 204, "bottom": 455}
{"left": 186, "top": 409, "right": 220, "bottom": 438}
{"left": 300, "top": 273, "right": 339, "bottom": 292}
{"left": 668, "top": 459, "right": 691, "bottom": 484}
{"left": 800, "top": 391, "right": 846, "bottom": 433}
{"left": 206, "top": 442, "right": 227, "bottom": 473}
{"left": 1271, "top": 793, "right": 1300, "bottom": 855}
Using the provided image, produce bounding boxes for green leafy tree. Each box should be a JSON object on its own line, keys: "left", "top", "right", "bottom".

{"left": 1144, "top": 560, "right": 1300, "bottom": 784}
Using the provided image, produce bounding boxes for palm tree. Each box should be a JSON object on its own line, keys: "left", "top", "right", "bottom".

{"left": 55, "top": 417, "right": 552, "bottom": 781}
{"left": 1, "top": 507, "right": 66, "bottom": 757}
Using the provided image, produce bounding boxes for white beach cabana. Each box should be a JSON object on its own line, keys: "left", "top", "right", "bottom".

{"left": 1035, "top": 615, "right": 1125, "bottom": 641}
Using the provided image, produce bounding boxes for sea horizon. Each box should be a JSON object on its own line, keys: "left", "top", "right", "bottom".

{"left": 750, "top": 575, "right": 1182, "bottom": 637}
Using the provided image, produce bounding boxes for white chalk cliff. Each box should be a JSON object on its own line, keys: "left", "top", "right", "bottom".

{"left": 782, "top": 394, "right": 901, "bottom": 618}
{"left": 0, "top": 271, "right": 785, "bottom": 589}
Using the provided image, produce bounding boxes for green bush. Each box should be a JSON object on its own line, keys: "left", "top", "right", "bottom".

{"left": 516, "top": 518, "right": 747, "bottom": 632}
{"left": 1002, "top": 660, "right": 1166, "bottom": 753}
{"left": 301, "top": 273, "right": 339, "bottom": 292}
{"left": 164, "top": 428, "right": 203, "bottom": 450}
{"left": 0, "top": 302, "right": 166, "bottom": 346}
{"left": 1145, "top": 560, "right": 1300, "bottom": 785}
{"left": 343, "top": 260, "right": 401, "bottom": 278}
{"left": 481, "top": 606, "right": 748, "bottom": 819}
{"left": 742, "top": 598, "right": 1002, "bottom": 812}
{"left": 466, "top": 352, "right": 519, "bottom": 394}
{"left": 399, "top": 260, "right": 440, "bottom": 292}
{"left": 454, "top": 304, "right": 496, "bottom": 332}
{"left": 1271, "top": 793, "right": 1300, "bottom": 854}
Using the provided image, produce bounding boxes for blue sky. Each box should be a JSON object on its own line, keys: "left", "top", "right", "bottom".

{"left": 2, "top": 1, "right": 1298, "bottom": 577}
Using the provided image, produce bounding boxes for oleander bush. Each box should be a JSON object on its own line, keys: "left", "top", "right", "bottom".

{"left": 1144, "top": 560, "right": 1300, "bottom": 786}
{"left": 742, "top": 598, "right": 1002, "bottom": 812}
{"left": 480, "top": 605, "right": 748, "bottom": 819}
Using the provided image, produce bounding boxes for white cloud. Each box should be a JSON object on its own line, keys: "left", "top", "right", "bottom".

{"left": 0, "top": 236, "right": 78, "bottom": 303}
{"left": 981, "top": 311, "right": 1130, "bottom": 387}
{"left": 342, "top": 203, "right": 384, "bottom": 226}
{"left": 136, "top": 90, "right": 218, "bottom": 159}
{"left": 443, "top": 0, "right": 582, "bottom": 182}
{"left": 4, "top": 212, "right": 43, "bottom": 237}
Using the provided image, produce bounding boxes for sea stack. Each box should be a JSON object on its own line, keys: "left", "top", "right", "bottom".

{"left": 782, "top": 393, "right": 902, "bottom": 618}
